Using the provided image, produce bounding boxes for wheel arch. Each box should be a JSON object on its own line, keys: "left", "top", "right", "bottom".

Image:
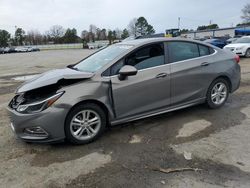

{"left": 65, "top": 99, "right": 112, "bottom": 127}
{"left": 210, "top": 75, "right": 232, "bottom": 93}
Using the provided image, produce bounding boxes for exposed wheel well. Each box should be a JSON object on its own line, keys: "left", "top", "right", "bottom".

{"left": 212, "top": 76, "right": 232, "bottom": 92}
{"left": 66, "top": 100, "right": 110, "bottom": 126}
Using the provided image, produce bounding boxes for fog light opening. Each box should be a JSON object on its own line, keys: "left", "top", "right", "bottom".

{"left": 24, "top": 127, "right": 48, "bottom": 137}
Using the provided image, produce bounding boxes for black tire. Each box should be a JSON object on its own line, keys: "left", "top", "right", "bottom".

{"left": 206, "top": 78, "right": 229, "bottom": 109}
{"left": 65, "top": 103, "right": 106, "bottom": 145}
{"left": 245, "top": 49, "right": 250, "bottom": 58}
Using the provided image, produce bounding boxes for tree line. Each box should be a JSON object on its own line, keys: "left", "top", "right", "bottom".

{"left": 0, "top": 3, "right": 250, "bottom": 48}
{"left": 0, "top": 17, "right": 155, "bottom": 47}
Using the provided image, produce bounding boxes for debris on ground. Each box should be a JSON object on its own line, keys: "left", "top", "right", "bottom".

{"left": 161, "top": 180, "right": 166, "bottom": 185}
{"left": 129, "top": 135, "right": 142, "bottom": 143}
{"left": 183, "top": 151, "right": 192, "bottom": 160}
{"left": 147, "top": 167, "right": 202, "bottom": 174}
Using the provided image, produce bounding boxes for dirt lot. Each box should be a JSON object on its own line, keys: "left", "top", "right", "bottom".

{"left": 0, "top": 50, "right": 250, "bottom": 188}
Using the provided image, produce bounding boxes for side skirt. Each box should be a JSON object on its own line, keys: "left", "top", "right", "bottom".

{"left": 110, "top": 98, "right": 206, "bottom": 126}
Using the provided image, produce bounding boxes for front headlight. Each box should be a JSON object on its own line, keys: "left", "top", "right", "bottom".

{"left": 236, "top": 47, "right": 243, "bottom": 50}
{"left": 16, "top": 91, "right": 64, "bottom": 113}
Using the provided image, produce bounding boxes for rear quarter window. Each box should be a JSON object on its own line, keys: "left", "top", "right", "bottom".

{"left": 199, "top": 45, "right": 210, "bottom": 56}
{"left": 209, "top": 47, "right": 215, "bottom": 54}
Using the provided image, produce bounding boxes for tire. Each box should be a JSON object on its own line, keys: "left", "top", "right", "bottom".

{"left": 65, "top": 103, "right": 106, "bottom": 145}
{"left": 206, "top": 78, "right": 229, "bottom": 109}
{"left": 245, "top": 49, "right": 250, "bottom": 58}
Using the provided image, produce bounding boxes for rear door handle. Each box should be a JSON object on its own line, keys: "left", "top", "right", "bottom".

{"left": 156, "top": 73, "right": 168, "bottom": 78}
{"left": 201, "top": 62, "right": 210, "bottom": 66}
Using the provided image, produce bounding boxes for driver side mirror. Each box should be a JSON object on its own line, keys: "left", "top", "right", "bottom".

{"left": 118, "top": 65, "right": 138, "bottom": 80}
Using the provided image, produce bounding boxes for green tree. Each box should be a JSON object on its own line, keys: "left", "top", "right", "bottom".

{"left": 0, "top": 30, "right": 10, "bottom": 47}
{"left": 15, "top": 28, "right": 25, "bottom": 45}
{"left": 108, "top": 30, "right": 113, "bottom": 45}
{"left": 112, "top": 30, "right": 117, "bottom": 40}
{"left": 63, "top": 28, "right": 78, "bottom": 43}
{"left": 121, "top": 29, "right": 129, "bottom": 39}
{"left": 135, "top": 17, "right": 155, "bottom": 36}
{"left": 197, "top": 24, "right": 219, "bottom": 31}
{"left": 237, "top": 22, "right": 250, "bottom": 27}
{"left": 180, "top": 29, "right": 189, "bottom": 34}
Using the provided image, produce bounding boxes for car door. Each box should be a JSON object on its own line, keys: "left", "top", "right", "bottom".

{"left": 168, "top": 41, "right": 215, "bottom": 107}
{"left": 110, "top": 43, "right": 171, "bottom": 119}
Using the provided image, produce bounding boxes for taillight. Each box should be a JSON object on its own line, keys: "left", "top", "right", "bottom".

{"left": 234, "top": 55, "right": 240, "bottom": 63}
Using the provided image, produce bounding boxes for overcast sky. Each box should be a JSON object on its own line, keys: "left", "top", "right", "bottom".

{"left": 0, "top": 0, "right": 249, "bottom": 35}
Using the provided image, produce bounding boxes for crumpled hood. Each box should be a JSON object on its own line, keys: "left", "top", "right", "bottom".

{"left": 16, "top": 68, "right": 94, "bottom": 93}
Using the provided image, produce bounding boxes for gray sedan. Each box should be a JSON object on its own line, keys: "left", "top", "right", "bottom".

{"left": 7, "top": 38, "right": 241, "bottom": 144}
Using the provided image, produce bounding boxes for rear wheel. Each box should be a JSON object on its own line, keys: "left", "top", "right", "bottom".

{"left": 245, "top": 49, "right": 250, "bottom": 58}
{"left": 65, "top": 103, "right": 106, "bottom": 144}
{"left": 206, "top": 78, "right": 229, "bottom": 109}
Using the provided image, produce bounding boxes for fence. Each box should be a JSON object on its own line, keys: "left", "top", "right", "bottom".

{"left": 14, "top": 43, "right": 84, "bottom": 50}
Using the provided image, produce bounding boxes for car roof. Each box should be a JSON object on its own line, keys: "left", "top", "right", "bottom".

{"left": 119, "top": 37, "right": 207, "bottom": 46}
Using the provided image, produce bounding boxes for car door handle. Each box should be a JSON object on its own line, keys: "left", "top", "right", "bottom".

{"left": 201, "top": 62, "right": 210, "bottom": 66}
{"left": 156, "top": 73, "right": 168, "bottom": 78}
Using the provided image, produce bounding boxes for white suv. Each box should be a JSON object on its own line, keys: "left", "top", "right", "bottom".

{"left": 223, "top": 36, "right": 250, "bottom": 57}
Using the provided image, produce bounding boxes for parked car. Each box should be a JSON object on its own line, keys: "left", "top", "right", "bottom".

{"left": 223, "top": 36, "right": 250, "bottom": 57}
{"left": 7, "top": 38, "right": 241, "bottom": 144}
{"left": 15, "top": 47, "right": 29, "bottom": 52}
{"left": 0, "top": 47, "right": 4, "bottom": 54}
{"left": 3, "top": 47, "right": 16, "bottom": 53}
{"left": 204, "top": 38, "right": 227, "bottom": 48}
{"left": 31, "top": 47, "right": 40, "bottom": 52}
{"left": 226, "top": 38, "right": 238, "bottom": 44}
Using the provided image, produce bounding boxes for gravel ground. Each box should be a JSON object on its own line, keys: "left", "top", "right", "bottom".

{"left": 0, "top": 50, "right": 250, "bottom": 188}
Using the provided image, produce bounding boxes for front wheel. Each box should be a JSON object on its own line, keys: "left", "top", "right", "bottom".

{"left": 245, "top": 49, "right": 250, "bottom": 58}
{"left": 65, "top": 103, "right": 106, "bottom": 144}
{"left": 206, "top": 78, "right": 229, "bottom": 109}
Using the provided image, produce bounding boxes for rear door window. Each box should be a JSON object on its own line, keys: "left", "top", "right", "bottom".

{"left": 168, "top": 42, "right": 199, "bottom": 63}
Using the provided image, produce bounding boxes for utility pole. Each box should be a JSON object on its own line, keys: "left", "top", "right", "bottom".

{"left": 178, "top": 17, "right": 180, "bottom": 30}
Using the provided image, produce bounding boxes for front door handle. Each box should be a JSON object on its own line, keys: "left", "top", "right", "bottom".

{"left": 201, "top": 62, "right": 210, "bottom": 66}
{"left": 156, "top": 73, "right": 168, "bottom": 78}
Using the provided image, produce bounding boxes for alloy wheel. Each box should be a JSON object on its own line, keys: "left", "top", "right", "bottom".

{"left": 211, "top": 82, "right": 227, "bottom": 105}
{"left": 70, "top": 110, "right": 101, "bottom": 140}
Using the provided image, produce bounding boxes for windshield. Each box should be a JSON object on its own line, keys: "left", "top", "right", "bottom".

{"left": 74, "top": 44, "right": 133, "bottom": 72}
{"left": 235, "top": 37, "right": 250, "bottom": 44}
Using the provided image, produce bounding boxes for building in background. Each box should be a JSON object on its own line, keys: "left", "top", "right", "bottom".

{"left": 181, "top": 26, "right": 250, "bottom": 39}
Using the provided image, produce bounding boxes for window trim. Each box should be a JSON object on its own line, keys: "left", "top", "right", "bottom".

{"left": 101, "top": 40, "right": 217, "bottom": 77}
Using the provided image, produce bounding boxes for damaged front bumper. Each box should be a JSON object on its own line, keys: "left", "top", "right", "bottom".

{"left": 7, "top": 101, "right": 68, "bottom": 143}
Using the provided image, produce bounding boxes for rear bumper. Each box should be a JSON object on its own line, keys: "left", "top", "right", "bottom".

{"left": 231, "top": 64, "right": 241, "bottom": 93}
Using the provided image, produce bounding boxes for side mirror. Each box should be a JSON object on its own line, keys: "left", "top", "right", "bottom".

{"left": 118, "top": 65, "right": 138, "bottom": 80}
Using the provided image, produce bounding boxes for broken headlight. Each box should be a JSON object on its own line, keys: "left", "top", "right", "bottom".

{"left": 16, "top": 91, "right": 64, "bottom": 113}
